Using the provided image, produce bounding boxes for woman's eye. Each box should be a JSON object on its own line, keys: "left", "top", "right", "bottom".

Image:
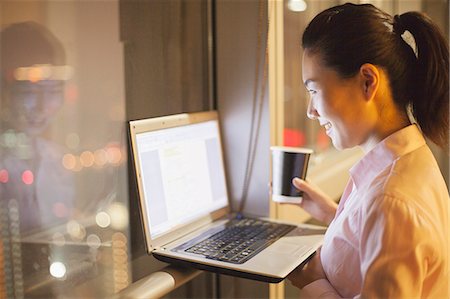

{"left": 308, "top": 90, "right": 317, "bottom": 95}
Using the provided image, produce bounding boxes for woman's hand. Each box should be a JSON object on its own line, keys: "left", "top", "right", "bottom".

{"left": 291, "top": 178, "right": 337, "bottom": 225}
{"left": 287, "top": 247, "right": 327, "bottom": 289}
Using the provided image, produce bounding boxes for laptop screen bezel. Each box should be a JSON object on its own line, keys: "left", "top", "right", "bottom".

{"left": 129, "top": 111, "right": 230, "bottom": 251}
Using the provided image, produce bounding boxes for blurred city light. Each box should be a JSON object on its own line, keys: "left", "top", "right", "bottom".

{"left": 49, "top": 262, "right": 66, "bottom": 279}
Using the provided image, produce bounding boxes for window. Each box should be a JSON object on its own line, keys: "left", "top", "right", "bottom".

{"left": 0, "top": 1, "right": 212, "bottom": 297}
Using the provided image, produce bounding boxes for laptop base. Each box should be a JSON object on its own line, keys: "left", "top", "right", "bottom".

{"left": 153, "top": 250, "right": 316, "bottom": 284}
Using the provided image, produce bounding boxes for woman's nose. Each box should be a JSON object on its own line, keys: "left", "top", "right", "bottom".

{"left": 306, "top": 99, "right": 319, "bottom": 120}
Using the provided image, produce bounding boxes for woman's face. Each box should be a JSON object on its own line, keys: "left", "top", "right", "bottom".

{"left": 5, "top": 80, "right": 64, "bottom": 136}
{"left": 302, "top": 50, "right": 377, "bottom": 150}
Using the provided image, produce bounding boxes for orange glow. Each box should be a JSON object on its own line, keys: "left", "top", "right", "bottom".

{"left": 94, "top": 149, "right": 108, "bottom": 167}
{"left": 0, "top": 169, "right": 9, "bottom": 183}
{"left": 28, "top": 67, "right": 43, "bottom": 83}
{"left": 106, "top": 146, "right": 122, "bottom": 165}
{"left": 112, "top": 232, "right": 129, "bottom": 292}
{"left": 80, "top": 151, "right": 94, "bottom": 168}
{"left": 14, "top": 64, "right": 73, "bottom": 82}
{"left": 22, "top": 170, "right": 34, "bottom": 185}
{"left": 62, "top": 154, "right": 76, "bottom": 170}
{"left": 283, "top": 128, "right": 306, "bottom": 147}
{"left": 72, "top": 156, "right": 83, "bottom": 172}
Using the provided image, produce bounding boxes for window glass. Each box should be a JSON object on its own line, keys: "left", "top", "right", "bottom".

{"left": 283, "top": 0, "right": 338, "bottom": 154}
{"left": 1, "top": 1, "right": 212, "bottom": 297}
{"left": 0, "top": 2, "right": 129, "bottom": 297}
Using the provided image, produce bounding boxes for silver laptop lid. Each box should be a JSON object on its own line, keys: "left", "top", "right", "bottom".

{"left": 129, "top": 111, "right": 230, "bottom": 250}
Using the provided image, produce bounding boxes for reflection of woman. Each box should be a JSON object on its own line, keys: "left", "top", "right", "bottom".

{"left": 1, "top": 22, "right": 74, "bottom": 233}
{"left": 287, "top": 3, "right": 449, "bottom": 298}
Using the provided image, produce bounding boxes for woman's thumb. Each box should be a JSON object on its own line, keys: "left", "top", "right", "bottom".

{"left": 292, "top": 177, "right": 307, "bottom": 191}
{"left": 292, "top": 177, "right": 317, "bottom": 196}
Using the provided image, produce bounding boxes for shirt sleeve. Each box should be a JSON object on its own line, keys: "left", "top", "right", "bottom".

{"left": 358, "top": 194, "right": 432, "bottom": 298}
{"left": 300, "top": 279, "right": 342, "bottom": 298}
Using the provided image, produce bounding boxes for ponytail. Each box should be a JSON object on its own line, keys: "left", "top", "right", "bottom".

{"left": 398, "top": 12, "right": 449, "bottom": 149}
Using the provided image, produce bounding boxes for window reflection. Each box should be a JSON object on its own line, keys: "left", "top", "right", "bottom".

{"left": 1, "top": 21, "right": 74, "bottom": 233}
{"left": 0, "top": 0, "right": 212, "bottom": 296}
{"left": 0, "top": 2, "right": 129, "bottom": 297}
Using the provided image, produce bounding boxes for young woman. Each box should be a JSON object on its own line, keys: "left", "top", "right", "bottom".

{"left": 287, "top": 3, "right": 449, "bottom": 298}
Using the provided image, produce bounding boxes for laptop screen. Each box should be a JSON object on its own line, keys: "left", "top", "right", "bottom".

{"left": 134, "top": 119, "right": 228, "bottom": 239}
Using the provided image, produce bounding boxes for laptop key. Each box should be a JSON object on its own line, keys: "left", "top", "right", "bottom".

{"left": 180, "top": 217, "right": 295, "bottom": 264}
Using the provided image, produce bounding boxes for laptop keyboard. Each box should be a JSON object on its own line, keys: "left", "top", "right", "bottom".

{"left": 182, "top": 218, "right": 295, "bottom": 264}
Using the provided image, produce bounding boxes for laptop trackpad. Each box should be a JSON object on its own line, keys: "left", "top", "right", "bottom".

{"left": 267, "top": 241, "right": 308, "bottom": 255}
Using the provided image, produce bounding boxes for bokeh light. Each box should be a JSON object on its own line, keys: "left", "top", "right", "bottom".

{"left": 14, "top": 65, "right": 73, "bottom": 82}
{"left": 49, "top": 262, "right": 66, "bottom": 279}
{"left": 62, "top": 154, "right": 77, "bottom": 170}
{"left": 106, "top": 146, "right": 122, "bottom": 165}
{"left": 66, "top": 220, "right": 86, "bottom": 241}
{"left": 112, "top": 232, "right": 129, "bottom": 292}
{"left": 65, "top": 133, "right": 80, "bottom": 150}
{"left": 22, "top": 170, "right": 34, "bottom": 185}
{"left": 72, "top": 156, "right": 83, "bottom": 172}
{"left": 108, "top": 203, "right": 129, "bottom": 230}
{"left": 94, "top": 149, "right": 108, "bottom": 167}
{"left": 87, "top": 234, "right": 102, "bottom": 249}
{"left": 0, "top": 169, "right": 9, "bottom": 183}
{"left": 95, "top": 211, "right": 111, "bottom": 228}
{"left": 28, "top": 66, "right": 43, "bottom": 82}
{"left": 80, "top": 151, "right": 94, "bottom": 168}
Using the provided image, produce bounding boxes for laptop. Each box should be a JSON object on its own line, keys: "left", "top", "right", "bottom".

{"left": 128, "top": 111, "right": 324, "bottom": 283}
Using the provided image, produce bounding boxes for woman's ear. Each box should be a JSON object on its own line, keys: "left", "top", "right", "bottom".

{"left": 359, "top": 63, "right": 379, "bottom": 101}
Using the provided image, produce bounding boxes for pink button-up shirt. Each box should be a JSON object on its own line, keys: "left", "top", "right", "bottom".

{"left": 302, "top": 125, "right": 449, "bottom": 298}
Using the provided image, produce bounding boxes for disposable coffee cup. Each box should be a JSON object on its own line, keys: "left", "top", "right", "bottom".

{"left": 270, "top": 146, "right": 313, "bottom": 203}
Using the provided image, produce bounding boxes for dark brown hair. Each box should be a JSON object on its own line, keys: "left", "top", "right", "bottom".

{"left": 302, "top": 3, "right": 449, "bottom": 149}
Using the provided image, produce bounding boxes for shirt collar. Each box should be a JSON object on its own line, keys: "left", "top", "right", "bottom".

{"left": 349, "top": 124, "right": 426, "bottom": 190}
